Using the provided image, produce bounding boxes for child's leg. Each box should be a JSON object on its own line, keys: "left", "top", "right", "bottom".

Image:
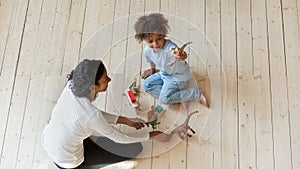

{"left": 158, "top": 75, "right": 188, "bottom": 104}
{"left": 151, "top": 74, "right": 209, "bottom": 107}
{"left": 159, "top": 75, "right": 202, "bottom": 104}
{"left": 142, "top": 72, "right": 163, "bottom": 99}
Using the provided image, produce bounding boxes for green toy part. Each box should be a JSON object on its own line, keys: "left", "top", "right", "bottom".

{"left": 145, "top": 105, "right": 164, "bottom": 130}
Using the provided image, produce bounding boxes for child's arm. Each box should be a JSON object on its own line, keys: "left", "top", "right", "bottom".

{"left": 141, "top": 62, "right": 156, "bottom": 79}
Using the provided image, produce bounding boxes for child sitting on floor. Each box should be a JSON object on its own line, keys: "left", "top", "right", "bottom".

{"left": 134, "top": 13, "right": 209, "bottom": 109}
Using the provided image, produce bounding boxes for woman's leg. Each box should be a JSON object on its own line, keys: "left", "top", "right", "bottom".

{"left": 80, "top": 137, "right": 143, "bottom": 169}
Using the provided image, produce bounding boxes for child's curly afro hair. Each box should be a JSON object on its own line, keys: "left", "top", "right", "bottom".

{"left": 134, "top": 13, "right": 170, "bottom": 43}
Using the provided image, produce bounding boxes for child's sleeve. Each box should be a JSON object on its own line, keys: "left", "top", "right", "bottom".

{"left": 144, "top": 47, "right": 152, "bottom": 62}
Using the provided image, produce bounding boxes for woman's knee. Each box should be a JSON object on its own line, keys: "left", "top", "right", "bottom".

{"left": 125, "top": 142, "right": 143, "bottom": 158}
{"left": 133, "top": 142, "right": 143, "bottom": 156}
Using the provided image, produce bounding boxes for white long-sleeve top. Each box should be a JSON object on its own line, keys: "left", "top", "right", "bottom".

{"left": 41, "top": 81, "right": 149, "bottom": 168}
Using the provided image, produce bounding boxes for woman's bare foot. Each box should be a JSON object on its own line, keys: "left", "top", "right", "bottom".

{"left": 199, "top": 92, "right": 210, "bottom": 108}
{"left": 181, "top": 102, "right": 189, "bottom": 109}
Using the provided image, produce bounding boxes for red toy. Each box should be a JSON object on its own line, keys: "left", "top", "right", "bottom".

{"left": 127, "top": 90, "right": 136, "bottom": 103}
{"left": 125, "top": 89, "right": 138, "bottom": 107}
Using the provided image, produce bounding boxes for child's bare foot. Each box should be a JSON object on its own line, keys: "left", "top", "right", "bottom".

{"left": 181, "top": 102, "right": 189, "bottom": 109}
{"left": 199, "top": 92, "right": 209, "bottom": 108}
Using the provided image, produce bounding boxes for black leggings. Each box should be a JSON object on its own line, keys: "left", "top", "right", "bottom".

{"left": 54, "top": 137, "right": 143, "bottom": 169}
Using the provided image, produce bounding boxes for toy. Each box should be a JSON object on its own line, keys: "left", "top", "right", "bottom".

{"left": 125, "top": 89, "right": 138, "bottom": 108}
{"left": 145, "top": 105, "right": 164, "bottom": 130}
{"left": 125, "top": 79, "right": 140, "bottom": 108}
{"left": 170, "top": 111, "right": 199, "bottom": 139}
{"left": 129, "top": 79, "right": 139, "bottom": 95}
{"left": 168, "top": 42, "right": 192, "bottom": 66}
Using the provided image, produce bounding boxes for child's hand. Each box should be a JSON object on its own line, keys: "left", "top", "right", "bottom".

{"left": 126, "top": 118, "right": 147, "bottom": 130}
{"left": 141, "top": 68, "right": 155, "bottom": 79}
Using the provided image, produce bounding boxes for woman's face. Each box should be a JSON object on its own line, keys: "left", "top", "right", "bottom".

{"left": 95, "top": 69, "right": 111, "bottom": 92}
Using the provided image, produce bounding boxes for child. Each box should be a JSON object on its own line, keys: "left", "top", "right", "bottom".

{"left": 134, "top": 13, "right": 209, "bottom": 108}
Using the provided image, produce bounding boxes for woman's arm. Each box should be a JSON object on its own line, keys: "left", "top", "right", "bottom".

{"left": 149, "top": 131, "right": 172, "bottom": 142}
{"left": 116, "top": 116, "right": 147, "bottom": 130}
{"left": 116, "top": 116, "right": 172, "bottom": 142}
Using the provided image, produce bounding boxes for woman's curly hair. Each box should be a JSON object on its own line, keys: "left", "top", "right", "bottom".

{"left": 134, "top": 13, "right": 170, "bottom": 43}
{"left": 67, "top": 59, "right": 105, "bottom": 97}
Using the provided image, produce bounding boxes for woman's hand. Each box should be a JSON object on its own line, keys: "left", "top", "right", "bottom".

{"left": 126, "top": 118, "right": 148, "bottom": 130}
{"left": 117, "top": 116, "right": 147, "bottom": 130}
{"left": 149, "top": 131, "right": 172, "bottom": 142}
{"left": 141, "top": 68, "right": 155, "bottom": 79}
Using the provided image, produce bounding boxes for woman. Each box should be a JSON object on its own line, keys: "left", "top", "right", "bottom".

{"left": 41, "top": 59, "right": 170, "bottom": 169}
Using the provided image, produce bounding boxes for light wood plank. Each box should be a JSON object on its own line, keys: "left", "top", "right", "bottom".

{"left": 0, "top": 0, "right": 29, "bottom": 76}
{"left": 0, "top": 0, "right": 14, "bottom": 74}
{"left": 47, "top": 0, "right": 71, "bottom": 75}
{"left": 220, "top": 0, "right": 238, "bottom": 168}
{"left": 266, "top": 0, "right": 293, "bottom": 168}
{"left": 17, "top": 0, "right": 44, "bottom": 76}
{"left": 199, "top": 0, "right": 222, "bottom": 168}
{"left": 31, "top": 0, "right": 58, "bottom": 74}
{"left": 251, "top": 0, "right": 274, "bottom": 168}
{"left": 61, "top": 0, "right": 87, "bottom": 76}
{"left": 15, "top": 72, "right": 46, "bottom": 169}
{"left": 144, "top": 0, "right": 160, "bottom": 13}
{"left": 81, "top": 0, "right": 101, "bottom": 46}
{"left": 0, "top": 0, "right": 29, "bottom": 163}
{"left": 281, "top": 0, "right": 300, "bottom": 168}
{"left": 0, "top": 75, "right": 14, "bottom": 159}
{"left": 0, "top": 76, "right": 30, "bottom": 169}
{"left": 236, "top": 0, "right": 256, "bottom": 169}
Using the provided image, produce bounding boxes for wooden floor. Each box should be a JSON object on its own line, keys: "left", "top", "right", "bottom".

{"left": 1, "top": 0, "right": 300, "bottom": 169}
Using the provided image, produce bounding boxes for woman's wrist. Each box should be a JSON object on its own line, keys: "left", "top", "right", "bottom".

{"left": 116, "top": 116, "right": 128, "bottom": 125}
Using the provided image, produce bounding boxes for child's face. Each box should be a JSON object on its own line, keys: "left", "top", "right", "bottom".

{"left": 145, "top": 33, "right": 165, "bottom": 52}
